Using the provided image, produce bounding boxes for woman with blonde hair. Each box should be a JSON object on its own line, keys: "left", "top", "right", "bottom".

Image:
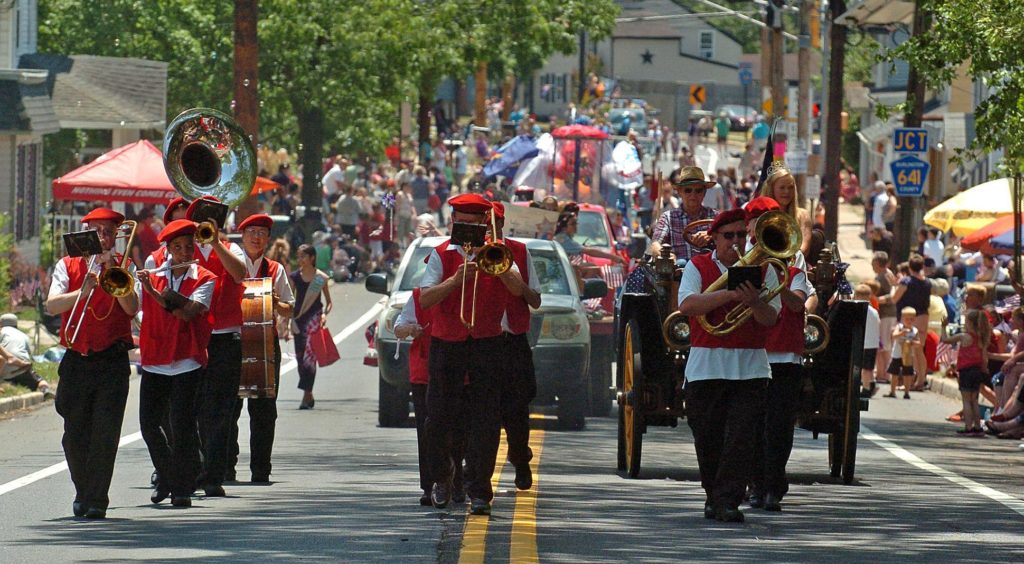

{"left": 759, "top": 162, "right": 812, "bottom": 255}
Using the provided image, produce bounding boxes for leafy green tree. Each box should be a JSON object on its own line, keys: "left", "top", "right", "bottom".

{"left": 881, "top": 0, "right": 1024, "bottom": 173}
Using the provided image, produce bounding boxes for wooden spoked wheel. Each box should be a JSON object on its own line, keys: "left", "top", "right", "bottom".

{"left": 619, "top": 319, "right": 644, "bottom": 478}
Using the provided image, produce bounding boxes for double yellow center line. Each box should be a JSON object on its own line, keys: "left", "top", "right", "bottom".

{"left": 458, "top": 427, "right": 547, "bottom": 564}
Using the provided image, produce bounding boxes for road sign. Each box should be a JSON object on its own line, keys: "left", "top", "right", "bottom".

{"left": 784, "top": 150, "right": 808, "bottom": 174}
{"left": 890, "top": 155, "right": 930, "bottom": 197}
{"left": 689, "top": 84, "right": 705, "bottom": 106}
{"left": 739, "top": 69, "right": 753, "bottom": 86}
{"left": 805, "top": 175, "right": 821, "bottom": 200}
{"left": 893, "top": 128, "right": 928, "bottom": 154}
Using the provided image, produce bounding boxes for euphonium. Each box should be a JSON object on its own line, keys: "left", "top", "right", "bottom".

{"left": 696, "top": 210, "right": 802, "bottom": 337}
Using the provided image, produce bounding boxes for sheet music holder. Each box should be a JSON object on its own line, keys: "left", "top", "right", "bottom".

{"left": 190, "top": 199, "right": 229, "bottom": 229}
{"left": 450, "top": 222, "right": 487, "bottom": 248}
{"left": 62, "top": 230, "right": 103, "bottom": 258}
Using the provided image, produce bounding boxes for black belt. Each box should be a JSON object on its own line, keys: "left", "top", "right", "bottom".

{"left": 66, "top": 342, "right": 131, "bottom": 362}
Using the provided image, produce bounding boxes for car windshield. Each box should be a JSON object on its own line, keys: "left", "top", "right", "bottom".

{"left": 530, "top": 249, "right": 572, "bottom": 295}
{"left": 572, "top": 211, "right": 610, "bottom": 248}
{"left": 398, "top": 246, "right": 436, "bottom": 290}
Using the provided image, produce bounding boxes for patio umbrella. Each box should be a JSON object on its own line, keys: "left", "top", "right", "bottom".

{"left": 251, "top": 176, "right": 285, "bottom": 195}
{"left": 483, "top": 135, "right": 538, "bottom": 179}
{"left": 550, "top": 124, "right": 609, "bottom": 140}
{"left": 960, "top": 213, "right": 1024, "bottom": 253}
{"left": 924, "top": 177, "right": 1012, "bottom": 236}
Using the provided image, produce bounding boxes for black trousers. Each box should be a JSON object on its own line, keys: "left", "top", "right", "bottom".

{"left": 55, "top": 348, "right": 130, "bottom": 511}
{"left": 199, "top": 333, "right": 242, "bottom": 487}
{"left": 501, "top": 332, "right": 536, "bottom": 468}
{"left": 229, "top": 339, "right": 281, "bottom": 479}
{"left": 139, "top": 368, "right": 202, "bottom": 497}
{"left": 425, "top": 335, "right": 503, "bottom": 502}
{"left": 686, "top": 378, "right": 767, "bottom": 510}
{"left": 412, "top": 383, "right": 466, "bottom": 494}
{"left": 751, "top": 363, "right": 804, "bottom": 498}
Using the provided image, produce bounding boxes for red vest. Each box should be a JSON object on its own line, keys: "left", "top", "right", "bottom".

{"left": 504, "top": 239, "right": 532, "bottom": 335}
{"left": 688, "top": 253, "right": 771, "bottom": 350}
{"left": 59, "top": 256, "right": 134, "bottom": 354}
{"left": 408, "top": 288, "right": 432, "bottom": 385}
{"left": 148, "top": 246, "right": 167, "bottom": 269}
{"left": 430, "top": 241, "right": 508, "bottom": 342}
{"left": 764, "top": 266, "right": 806, "bottom": 355}
{"left": 196, "top": 243, "right": 245, "bottom": 331}
{"left": 139, "top": 264, "right": 217, "bottom": 367}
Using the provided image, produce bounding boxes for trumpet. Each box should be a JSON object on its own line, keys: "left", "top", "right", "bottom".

{"left": 459, "top": 210, "right": 513, "bottom": 329}
{"left": 195, "top": 221, "right": 218, "bottom": 245}
{"left": 66, "top": 220, "right": 138, "bottom": 347}
{"left": 696, "top": 210, "right": 802, "bottom": 337}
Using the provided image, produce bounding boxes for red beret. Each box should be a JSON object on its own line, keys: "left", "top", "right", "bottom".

{"left": 185, "top": 195, "right": 221, "bottom": 221}
{"left": 709, "top": 208, "right": 746, "bottom": 234}
{"left": 238, "top": 213, "right": 273, "bottom": 231}
{"left": 159, "top": 219, "right": 197, "bottom": 243}
{"left": 448, "top": 193, "right": 492, "bottom": 214}
{"left": 745, "top": 196, "right": 781, "bottom": 223}
{"left": 164, "top": 196, "right": 189, "bottom": 224}
{"left": 82, "top": 207, "right": 124, "bottom": 225}
{"left": 491, "top": 201, "right": 505, "bottom": 219}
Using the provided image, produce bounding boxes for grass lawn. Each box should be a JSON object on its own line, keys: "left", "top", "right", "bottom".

{"left": 0, "top": 361, "right": 59, "bottom": 399}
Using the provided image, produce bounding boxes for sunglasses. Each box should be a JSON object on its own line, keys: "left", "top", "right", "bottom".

{"left": 682, "top": 187, "right": 706, "bottom": 194}
{"left": 718, "top": 230, "right": 746, "bottom": 240}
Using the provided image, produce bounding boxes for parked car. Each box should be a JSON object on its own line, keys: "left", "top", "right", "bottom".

{"left": 609, "top": 107, "right": 648, "bottom": 136}
{"left": 364, "top": 236, "right": 608, "bottom": 429}
{"left": 713, "top": 104, "right": 759, "bottom": 131}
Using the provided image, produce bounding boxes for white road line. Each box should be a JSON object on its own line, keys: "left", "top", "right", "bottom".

{"left": 862, "top": 424, "right": 1024, "bottom": 518}
{"left": 0, "top": 303, "right": 383, "bottom": 498}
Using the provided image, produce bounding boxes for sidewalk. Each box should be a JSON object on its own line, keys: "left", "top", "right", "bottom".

{"left": 833, "top": 202, "right": 874, "bottom": 284}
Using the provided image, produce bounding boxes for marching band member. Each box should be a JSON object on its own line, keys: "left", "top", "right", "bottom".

{"left": 651, "top": 166, "right": 717, "bottom": 264}
{"left": 185, "top": 196, "right": 247, "bottom": 495}
{"left": 228, "top": 214, "right": 294, "bottom": 484}
{"left": 418, "top": 194, "right": 530, "bottom": 515}
{"left": 743, "top": 197, "right": 814, "bottom": 513}
{"left": 677, "top": 208, "right": 781, "bottom": 523}
{"left": 46, "top": 207, "right": 139, "bottom": 519}
{"left": 490, "top": 202, "right": 542, "bottom": 490}
{"left": 136, "top": 219, "right": 217, "bottom": 508}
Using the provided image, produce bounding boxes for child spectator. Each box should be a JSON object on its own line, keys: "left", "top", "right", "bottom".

{"left": 854, "top": 285, "right": 881, "bottom": 398}
{"left": 887, "top": 307, "right": 921, "bottom": 399}
{"left": 944, "top": 310, "right": 992, "bottom": 436}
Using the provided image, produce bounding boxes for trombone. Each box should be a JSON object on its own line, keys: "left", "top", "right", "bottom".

{"left": 459, "top": 209, "right": 513, "bottom": 329}
{"left": 696, "top": 210, "right": 801, "bottom": 337}
{"left": 66, "top": 220, "right": 138, "bottom": 347}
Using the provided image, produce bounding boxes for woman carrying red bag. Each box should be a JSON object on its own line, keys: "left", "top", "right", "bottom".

{"left": 290, "top": 244, "right": 333, "bottom": 410}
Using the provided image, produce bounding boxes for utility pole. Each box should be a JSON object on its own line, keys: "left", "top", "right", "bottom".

{"left": 822, "top": 0, "right": 846, "bottom": 241}
{"left": 892, "top": 0, "right": 929, "bottom": 263}
{"left": 233, "top": 0, "right": 259, "bottom": 222}
{"left": 770, "top": 3, "right": 785, "bottom": 122}
{"left": 796, "top": 0, "right": 812, "bottom": 207}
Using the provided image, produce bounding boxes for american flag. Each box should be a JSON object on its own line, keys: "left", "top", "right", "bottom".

{"left": 996, "top": 293, "right": 1021, "bottom": 314}
{"left": 935, "top": 341, "right": 957, "bottom": 368}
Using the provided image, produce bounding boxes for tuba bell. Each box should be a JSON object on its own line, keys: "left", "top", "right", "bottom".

{"left": 696, "top": 210, "right": 802, "bottom": 337}
{"left": 163, "top": 108, "right": 257, "bottom": 209}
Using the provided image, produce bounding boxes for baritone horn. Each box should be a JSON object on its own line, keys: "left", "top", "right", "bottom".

{"left": 163, "top": 108, "right": 257, "bottom": 209}
{"left": 696, "top": 210, "right": 802, "bottom": 337}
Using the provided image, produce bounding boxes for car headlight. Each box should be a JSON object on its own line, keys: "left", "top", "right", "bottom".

{"left": 541, "top": 314, "right": 582, "bottom": 341}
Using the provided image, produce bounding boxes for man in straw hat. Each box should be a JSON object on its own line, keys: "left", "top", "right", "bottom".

{"left": 651, "top": 166, "right": 717, "bottom": 265}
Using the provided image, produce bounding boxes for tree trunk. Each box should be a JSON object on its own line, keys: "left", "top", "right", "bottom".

{"left": 297, "top": 105, "right": 324, "bottom": 242}
{"left": 474, "top": 61, "right": 487, "bottom": 125}
{"left": 233, "top": 0, "right": 260, "bottom": 223}
{"left": 417, "top": 91, "right": 432, "bottom": 149}
{"left": 455, "top": 78, "right": 469, "bottom": 118}
{"left": 501, "top": 75, "right": 515, "bottom": 121}
{"left": 822, "top": 0, "right": 846, "bottom": 242}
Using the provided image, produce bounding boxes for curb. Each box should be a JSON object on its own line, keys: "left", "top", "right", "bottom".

{"left": 926, "top": 373, "right": 995, "bottom": 409}
{"left": 0, "top": 391, "right": 48, "bottom": 416}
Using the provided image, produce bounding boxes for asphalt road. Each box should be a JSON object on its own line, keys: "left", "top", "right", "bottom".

{"left": 3, "top": 282, "right": 1024, "bottom": 562}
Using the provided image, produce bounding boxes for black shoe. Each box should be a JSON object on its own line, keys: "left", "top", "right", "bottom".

{"left": 452, "top": 490, "right": 466, "bottom": 504}
{"left": 419, "top": 492, "right": 432, "bottom": 506}
{"left": 903, "top": 391, "right": 911, "bottom": 399}
{"left": 469, "top": 498, "right": 491, "bottom": 515}
{"left": 150, "top": 470, "right": 159, "bottom": 486}
{"left": 514, "top": 465, "right": 533, "bottom": 490}
{"left": 748, "top": 492, "right": 765, "bottom": 509}
{"left": 714, "top": 507, "right": 745, "bottom": 523}
{"left": 703, "top": 502, "right": 716, "bottom": 520}
{"left": 251, "top": 475, "right": 270, "bottom": 484}
{"left": 85, "top": 507, "right": 106, "bottom": 519}
{"left": 431, "top": 479, "right": 452, "bottom": 509}
{"left": 299, "top": 402, "right": 312, "bottom": 410}
{"left": 763, "top": 493, "right": 782, "bottom": 512}
{"left": 151, "top": 488, "right": 170, "bottom": 505}
{"left": 73, "top": 501, "right": 87, "bottom": 517}
{"left": 171, "top": 496, "right": 192, "bottom": 508}
{"left": 204, "top": 485, "right": 226, "bottom": 497}
{"left": 224, "top": 470, "right": 237, "bottom": 482}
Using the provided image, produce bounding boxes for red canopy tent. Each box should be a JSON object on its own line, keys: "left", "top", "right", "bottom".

{"left": 52, "top": 139, "right": 278, "bottom": 204}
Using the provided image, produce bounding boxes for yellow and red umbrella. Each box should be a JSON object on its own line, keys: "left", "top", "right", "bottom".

{"left": 924, "top": 177, "right": 1012, "bottom": 236}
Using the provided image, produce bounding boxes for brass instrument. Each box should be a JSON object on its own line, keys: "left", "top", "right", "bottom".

{"left": 661, "top": 311, "right": 691, "bottom": 351}
{"left": 804, "top": 313, "right": 830, "bottom": 355}
{"left": 163, "top": 108, "right": 257, "bottom": 209}
{"left": 67, "top": 220, "right": 138, "bottom": 346}
{"left": 696, "top": 210, "right": 802, "bottom": 337}
{"left": 460, "top": 209, "right": 513, "bottom": 329}
{"left": 195, "top": 220, "right": 218, "bottom": 245}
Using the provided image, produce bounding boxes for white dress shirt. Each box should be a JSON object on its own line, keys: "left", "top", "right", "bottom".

{"left": 135, "top": 263, "right": 215, "bottom": 375}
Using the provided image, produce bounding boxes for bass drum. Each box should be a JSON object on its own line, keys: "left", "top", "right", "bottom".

{"left": 239, "top": 277, "right": 276, "bottom": 398}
